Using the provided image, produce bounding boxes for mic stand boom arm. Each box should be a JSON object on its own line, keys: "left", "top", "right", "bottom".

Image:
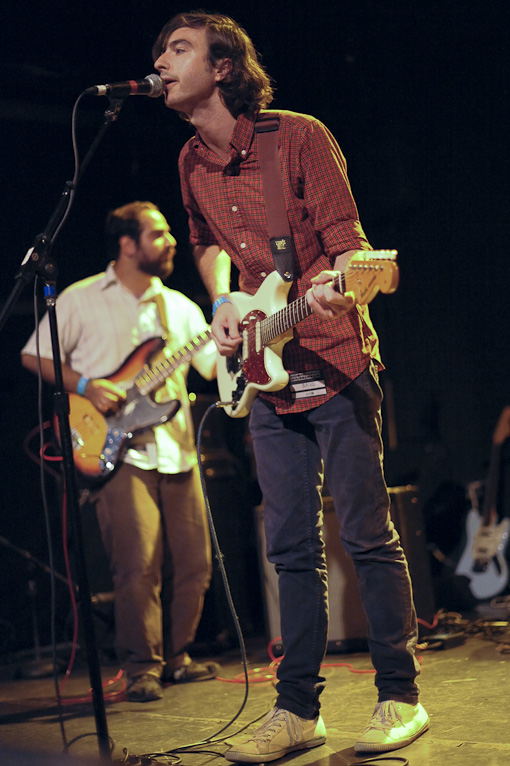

{"left": 0, "top": 95, "right": 126, "bottom": 762}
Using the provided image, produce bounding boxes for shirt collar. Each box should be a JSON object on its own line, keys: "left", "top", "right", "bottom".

{"left": 141, "top": 278, "right": 165, "bottom": 302}
{"left": 229, "top": 111, "right": 258, "bottom": 157}
{"left": 192, "top": 111, "right": 258, "bottom": 161}
{"left": 100, "top": 261, "right": 118, "bottom": 289}
{"left": 101, "top": 261, "right": 164, "bottom": 301}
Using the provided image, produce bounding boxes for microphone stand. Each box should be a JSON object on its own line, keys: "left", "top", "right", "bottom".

{"left": 0, "top": 95, "right": 126, "bottom": 762}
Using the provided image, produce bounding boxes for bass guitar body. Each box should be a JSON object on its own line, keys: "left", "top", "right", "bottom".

{"left": 59, "top": 338, "right": 180, "bottom": 481}
{"left": 455, "top": 507, "right": 510, "bottom": 600}
{"left": 455, "top": 434, "right": 510, "bottom": 600}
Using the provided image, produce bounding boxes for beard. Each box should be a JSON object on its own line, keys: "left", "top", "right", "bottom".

{"left": 138, "top": 253, "right": 174, "bottom": 280}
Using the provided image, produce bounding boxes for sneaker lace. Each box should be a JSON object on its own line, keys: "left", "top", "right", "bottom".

{"left": 368, "top": 701, "right": 404, "bottom": 733}
{"left": 254, "top": 708, "right": 289, "bottom": 742}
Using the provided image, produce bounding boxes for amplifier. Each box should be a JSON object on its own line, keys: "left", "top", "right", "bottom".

{"left": 256, "top": 486, "right": 435, "bottom": 651}
{"left": 255, "top": 499, "right": 368, "bottom": 652}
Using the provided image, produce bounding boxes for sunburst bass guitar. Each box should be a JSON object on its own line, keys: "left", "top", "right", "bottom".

{"left": 217, "top": 250, "right": 399, "bottom": 418}
{"left": 56, "top": 331, "right": 212, "bottom": 481}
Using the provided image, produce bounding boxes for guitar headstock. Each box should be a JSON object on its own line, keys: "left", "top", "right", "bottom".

{"left": 344, "top": 249, "right": 399, "bottom": 305}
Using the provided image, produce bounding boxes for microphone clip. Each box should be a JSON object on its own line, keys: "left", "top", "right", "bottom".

{"left": 104, "top": 98, "right": 125, "bottom": 123}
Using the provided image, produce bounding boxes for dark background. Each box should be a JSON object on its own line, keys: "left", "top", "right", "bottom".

{"left": 1, "top": 0, "right": 509, "bottom": 651}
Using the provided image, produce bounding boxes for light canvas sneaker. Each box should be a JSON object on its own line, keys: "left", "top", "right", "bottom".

{"left": 225, "top": 706, "right": 327, "bottom": 763}
{"left": 354, "top": 700, "right": 430, "bottom": 752}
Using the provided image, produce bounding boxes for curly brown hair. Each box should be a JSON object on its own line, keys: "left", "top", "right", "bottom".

{"left": 152, "top": 11, "right": 274, "bottom": 118}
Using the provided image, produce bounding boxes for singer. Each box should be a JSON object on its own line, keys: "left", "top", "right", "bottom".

{"left": 21, "top": 201, "right": 219, "bottom": 702}
{"left": 152, "top": 10, "right": 430, "bottom": 757}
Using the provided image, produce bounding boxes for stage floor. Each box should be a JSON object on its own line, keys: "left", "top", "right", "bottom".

{"left": 0, "top": 610, "right": 509, "bottom": 766}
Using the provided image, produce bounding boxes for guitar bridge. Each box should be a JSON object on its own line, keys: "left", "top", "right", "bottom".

{"left": 71, "top": 428, "right": 85, "bottom": 450}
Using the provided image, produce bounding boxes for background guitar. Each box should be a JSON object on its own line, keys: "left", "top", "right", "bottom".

{"left": 55, "top": 331, "right": 212, "bottom": 481}
{"left": 455, "top": 406, "right": 510, "bottom": 599}
{"left": 217, "top": 250, "right": 399, "bottom": 418}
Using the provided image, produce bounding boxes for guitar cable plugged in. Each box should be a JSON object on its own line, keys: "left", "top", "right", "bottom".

{"left": 418, "top": 632, "right": 466, "bottom": 651}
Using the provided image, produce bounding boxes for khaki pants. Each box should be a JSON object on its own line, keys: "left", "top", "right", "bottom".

{"left": 95, "top": 462, "right": 211, "bottom": 679}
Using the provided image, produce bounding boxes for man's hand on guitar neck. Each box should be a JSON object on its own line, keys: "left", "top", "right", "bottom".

{"left": 308, "top": 269, "right": 355, "bottom": 321}
{"left": 211, "top": 301, "right": 242, "bottom": 356}
{"left": 82, "top": 379, "right": 127, "bottom": 415}
{"left": 307, "top": 250, "right": 358, "bottom": 321}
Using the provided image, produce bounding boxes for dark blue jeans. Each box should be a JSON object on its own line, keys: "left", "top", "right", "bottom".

{"left": 249, "top": 363, "right": 420, "bottom": 720}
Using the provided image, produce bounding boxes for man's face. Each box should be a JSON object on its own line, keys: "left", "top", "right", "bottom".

{"left": 154, "top": 26, "right": 222, "bottom": 114}
{"left": 135, "top": 210, "right": 176, "bottom": 280}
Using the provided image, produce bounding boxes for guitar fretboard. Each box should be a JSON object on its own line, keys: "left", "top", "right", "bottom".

{"left": 260, "top": 274, "right": 343, "bottom": 345}
{"left": 481, "top": 442, "right": 502, "bottom": 527}
{"left": 134, "top": 331, "right": 212, "bottom": 396}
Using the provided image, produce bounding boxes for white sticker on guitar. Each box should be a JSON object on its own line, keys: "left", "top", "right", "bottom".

{"left": 289, "top": 370, "right": 327, "bottom": 400}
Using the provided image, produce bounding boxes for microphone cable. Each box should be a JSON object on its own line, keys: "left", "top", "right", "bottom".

{"left": 140, "top": 399, "right": 270, "bottom": 765}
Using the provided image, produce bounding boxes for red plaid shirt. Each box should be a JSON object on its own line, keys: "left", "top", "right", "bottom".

{"left": 179, "top": 109, "right": 382, "bottom": 414}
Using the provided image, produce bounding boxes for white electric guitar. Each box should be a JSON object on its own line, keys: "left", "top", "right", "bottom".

{"left": 216, "top": 250, "right": 399, "bottom": 418}
{"left": 456, "top": 415, "right": 510, "bottom": 600}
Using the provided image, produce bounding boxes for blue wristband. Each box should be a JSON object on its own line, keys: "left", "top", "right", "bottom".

{"left": 212, "top": 296, "right": 232, "bottom": 317}
{"left": 76, "top": 375, "right": 89, "bottom": 397}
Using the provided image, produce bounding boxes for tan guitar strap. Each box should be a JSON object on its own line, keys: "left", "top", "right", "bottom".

{"left": 255, "top": 113, "right": 296, "bottom": 282}
{"left": 152, "top": 291, "right": 170, "bottom": 342}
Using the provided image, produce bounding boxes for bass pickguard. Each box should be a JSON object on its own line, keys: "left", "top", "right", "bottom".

{"left": 100, "top": 396, "right": 180, "bottom": 478}
{"left": 71, "top": 394, "right": 180, "bottom": 480}
{"left": 455, "top": 508, "right": 510, "bottom": 600}
{"left": 61, "top": 330, "right": 212, "bottom": 480}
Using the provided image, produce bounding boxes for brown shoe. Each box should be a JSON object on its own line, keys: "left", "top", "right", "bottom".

{"left": 165, "top": 660, "right": 220, "bottom": 684}
{"left": 127, "top": 673, "right": 163, "bottom": 702}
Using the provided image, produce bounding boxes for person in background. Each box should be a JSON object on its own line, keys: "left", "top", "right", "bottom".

{"left": 152, "top": 10, "right": 430, "bottom": 757}
{"left": 21, "top": 200, "right": 219, "bottom": 702}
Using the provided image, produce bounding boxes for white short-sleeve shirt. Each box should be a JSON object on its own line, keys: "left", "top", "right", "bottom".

{"left": 21, "top": 262, "right": 216, "bottom": 473}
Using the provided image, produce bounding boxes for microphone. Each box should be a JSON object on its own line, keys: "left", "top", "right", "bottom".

{"left": 84, "top": 73, "right": 164, "bottom": 98}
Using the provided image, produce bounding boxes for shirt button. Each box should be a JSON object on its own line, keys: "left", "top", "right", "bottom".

{"left": 261, "top": 272, "right": 267, "bottom": 278}
{"left": 232, "top": 205, "right": 238, "bottom": 212}
{"left": 240, "top": 242, "right": 247, "bottom": 249}
{"left": 241, "top": 149, "right": 247, "bottom": 156}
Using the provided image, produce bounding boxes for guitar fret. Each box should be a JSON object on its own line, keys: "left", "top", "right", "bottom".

{"left": 134, "top": 331, "right": 211, "bottom": 396}
{"left": 257, "top": 255, "right": 398, "bottom": 346}
{"left": 261, "top": 295, "right": 312, "bottom": 345}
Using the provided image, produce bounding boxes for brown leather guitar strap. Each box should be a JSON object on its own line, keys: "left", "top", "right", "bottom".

{"left": 255, "top": 113, "right": 296, "bottom": 282}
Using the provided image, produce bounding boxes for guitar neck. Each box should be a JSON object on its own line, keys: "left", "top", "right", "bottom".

{"left": 261, "top": 277, "right": 341, "bottom": 344}
{"left": 481, "top": 442, "right": 502, "bottom": 526}
{"left": 258, "top": 250, "right": 399, "bottom": 346}
{"left": 134, "top": 330, "right": 212, "bottom": 396}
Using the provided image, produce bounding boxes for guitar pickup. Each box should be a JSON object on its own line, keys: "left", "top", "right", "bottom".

{"left": 70, "top": 429, "right": 85, "bottom": 449}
